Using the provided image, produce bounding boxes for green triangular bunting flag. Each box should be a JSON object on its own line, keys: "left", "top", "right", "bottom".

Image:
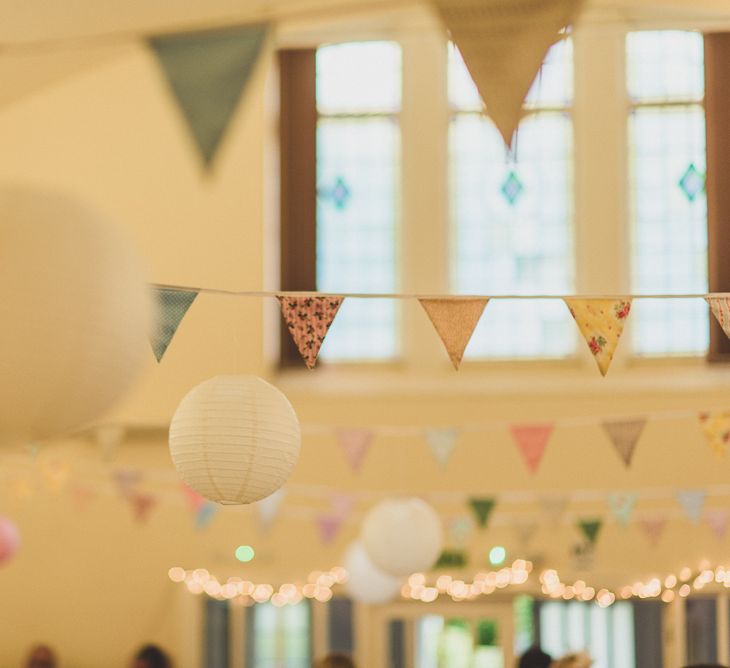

{"left": 469, "top": 498, "right": 496, "bottom": 529}
{"left": 577, "top": 518, "right": 602, "bottom": 545}
{"left": 150, "top": 24, "right": 268, "bottom": 166}
{"left": 151, "top": 288, "right": 198, "bottom": 362}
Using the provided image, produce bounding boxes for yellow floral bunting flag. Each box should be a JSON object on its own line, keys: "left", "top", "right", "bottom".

{"left": 419, "top": 298, "right": 488, "bottom": 370}
{"left": 565, "top": 299, "right": 632, "bottom": 376}
{"left": 699, "top": 412, "right": 730, "bottom": 458}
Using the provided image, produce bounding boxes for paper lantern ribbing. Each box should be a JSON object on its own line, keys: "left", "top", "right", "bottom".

{"left": 0, "top": 186, "right": 154, "bottom": 442}
{"left": 169, "top": 375, "right": 301, "bottom": 505}
{"left": 0, "top": 517, "right": 20, "bottom": 566}
{"left": 344, "top": 542, "right": 402, "bottom": 605}
{"left": 361, "top": 498, "right": 443, "bottom": 577}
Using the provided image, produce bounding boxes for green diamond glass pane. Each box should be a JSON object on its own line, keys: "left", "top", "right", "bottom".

{"left": 678, "top": 163, "right": 705, "bottom": 202}
{"left": 500, "top": 171, "right": 524, "bottom": 206}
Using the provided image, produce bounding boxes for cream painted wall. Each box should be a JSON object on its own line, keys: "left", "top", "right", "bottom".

{"left": 1, "top": 5, "right": 730, "bottom": 668}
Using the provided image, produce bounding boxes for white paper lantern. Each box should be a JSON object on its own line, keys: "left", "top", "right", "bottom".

{"left": 362, "top": 498, "right": 443, "bottom": 577}
{"left": 0, "top": 185, "right": 154, "bottom": 442}
{"left": 169, "top": 375, "right": 301, "bottom": 505}
{"left": 344, "top": 542, "right": 401, "bottom": 605}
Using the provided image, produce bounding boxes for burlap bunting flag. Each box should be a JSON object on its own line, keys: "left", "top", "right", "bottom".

{"left": 565, "top": 299, "right": 632, "bottom": 376}
{"left": 707, "top": 297, "right": 730, "bottom": 340}
{"left": 419, "top": 298, "right": 488, "bottom": 369}
{"left": 278, "top": 295, "right": 344, "bottom": 368}
{"left": 639, "top": 516, "right": 666, "bottom": 546}
{"left": 602, "top": 419, "right": 646, "bottom": 468}
{"left": 432, "top": 0, "right": 585, "bottom": 146}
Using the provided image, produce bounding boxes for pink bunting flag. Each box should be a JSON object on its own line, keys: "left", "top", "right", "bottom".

{"left": 639, "top": 516, "right": 666, "bottom": 546}
{"left": 418, "top": 298, "right": 489, "bottom": 369}
{"left": 565, "top": 299, "right": 632, "bottom": 376}
{"left": 131, "top": 493, "right": 157, "bottom": 524}
{"left": 180, "top": 482, "right": 205, "bottom": 513}
{"left": 602, "top": 419, "right": 646, "bottom": 468}
{"left": 706, "top": 509, "right": 730, "bottom": 541}
{"left": 277, "top": 295, "right": 344, "bottom": 368}
{"left": 336, "top": 428, "right": 373, "bottom": 473}
{"left": 316, "top": 513, "right": 343, "bottom": 544}
{"left": 511, "top": 424, "right": 553, "bottom": 474}
{"left": 707, "top": 297, "right": 730, "bottom": 340}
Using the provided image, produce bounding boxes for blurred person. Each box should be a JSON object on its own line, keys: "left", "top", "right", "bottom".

{"left": 25, "top": 645, "right": 57, "bottom": 668}
{"left": 551, "top": 652, "right": 592, "bottom": 668}
{"left": 131, "top": 645, "right": 173, "bottom": 668}
{"left": 314, "top": 652, "right": 356, "bottom": 668}
{"left": 518, "top": 646, "right": 552, "bottom": 668}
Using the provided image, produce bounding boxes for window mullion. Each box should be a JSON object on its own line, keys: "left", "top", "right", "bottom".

{"left": 398, "top": 30, "right": 451, "bottom": 370}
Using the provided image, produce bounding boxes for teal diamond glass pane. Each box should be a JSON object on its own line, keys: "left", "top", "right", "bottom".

{"left": 501, "top": 171, "right": 524, "bottom": 206}
{"left": 318, "top": 176, "right": 351, "bottom": 210}
{"left": 678, "top": 163, "right": 705, "bottom": 202}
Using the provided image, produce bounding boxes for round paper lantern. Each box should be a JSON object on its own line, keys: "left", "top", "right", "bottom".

{"left": 169, "top": 375, "right": 301, "bottom": 505}
{"left": 344, "top": 542, "right": 401, "bottom": 605}
{"left": 0, "top": 185, "right": 154, "bottom": 442}
{"left": 0, "top": 517, "right": 20, "bottom": 566}
{"left": 362, "top": 498, "right": 443, "bottom": 577}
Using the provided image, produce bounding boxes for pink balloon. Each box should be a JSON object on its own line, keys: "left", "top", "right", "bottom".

{"left": 0, "top": 517, "right": 20, "bottom": 565}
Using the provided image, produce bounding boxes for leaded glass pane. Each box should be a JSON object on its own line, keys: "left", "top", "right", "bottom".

{"left": 315, "top": 42, "right": 401, "bottom": 361}
{"left": 316, "top": 116, "right": 399, "bottom": 360}
{"left": 316, "top": 41, "right": 401, "bottom": 114}
{"left": 450, "top": 112, "right": 574, "bottom": 357}
{"left": 628, "top": 31, "right": 708, "bottom": 356}
{"left": 627, "top": 31, "right": 704, "bottom": 104}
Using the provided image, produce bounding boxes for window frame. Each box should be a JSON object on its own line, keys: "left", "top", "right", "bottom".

{"left": 275, "top": 9, "right": 728, "bottom": 374}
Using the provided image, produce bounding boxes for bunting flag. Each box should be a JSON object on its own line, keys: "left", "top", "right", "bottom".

{"left": 131, "top": 493, "right": 157, "bottom": 524}
{"left": 565, "top": 299, "right": 632, "bottom": 376}
{"left": 607, "top": 492, "right": 637, "bottom": 528}
{"left": 418, "top": 298, "right": 488, "bottom": 369}
{"left": 577, "top": 518, "right": 602, "bottom": 545}
{"left": 677, "top": 489, "right": 706, "bottom": 524}
{"left": 514, "top": 521, "right": 540, "bottom": 547}
{"left": 639, "top": 516, "right": 666, "bottom": 546}
{"left": 180, "top": 482, "right": 205, "bottom": 513}
{"left": 510, "top": 423, "right": 552, "bottom": 474}
{"left": 149, "top": 24, "right": 268, "bottom": 166}
{"left": 336, "top": 428, "right": 373, "bottom": 473}
{"left": 329, "top": 493, "right": 354, "bottom": 520}
{"left": 699, "top": 412, "right": 730, "bottom": 458}
{"left": 432, "top": 0, "right": 585, "bottom": 146}
{"left": 278, "top": 296, "right": 344, "bottom": 368}
{"left": 707, "top": 297, "right": 730, "bottom": 340}
{"left": 425, "top": 428, "right": 459, "bottom": 469}
{"left": 256, "top": 488, "right": 286, "bottom": 533}
{"left": 316, "top": 513, "right": 343, "bottom": 544}
{"left": 602, "top": 419, "right": 646, "bottom": 468}
{"left": 195, "top": 502, "right": 218, "bottom": 530}
{"left": 112, "top": 469, "right": 141, "bottom": 499}
{"left": 151, "top": 288, "right": 198, "bottom": 362}
{"left": 540, "top": 495, "right": 568, "bottom": 525}
{"left": 706, "top": 509, "right": 730, "bottom": 541}
{"left": 435, "top": 549, "right": 468, "bottom": 569}
{"left": 70, "top": 484, "right": 96, "bottom": 512}
{"left": 447, "top": 516, "right": 475, "bottom": 546}
{"left": 469, "top": 497, "right": 496, "bottom": 529}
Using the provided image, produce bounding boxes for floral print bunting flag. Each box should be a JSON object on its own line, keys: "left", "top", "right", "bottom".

{"left": 565, "top": 299, "right": 632, "bottom": 376}
{"left": 278, "top": 295, "right": 344, "bottom": 368}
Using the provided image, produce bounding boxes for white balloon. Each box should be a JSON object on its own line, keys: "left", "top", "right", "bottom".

{"left": 169, "top": 375, "right": 301, "bottom": 505}
{"left": 362, "top": 498, "right": 443, "bottom": 577}
{"left": 344, "top": 542, "right": 401, "bottom": 605}
{"left": 0, "top": 185, "right": 154, "bottom": 442}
